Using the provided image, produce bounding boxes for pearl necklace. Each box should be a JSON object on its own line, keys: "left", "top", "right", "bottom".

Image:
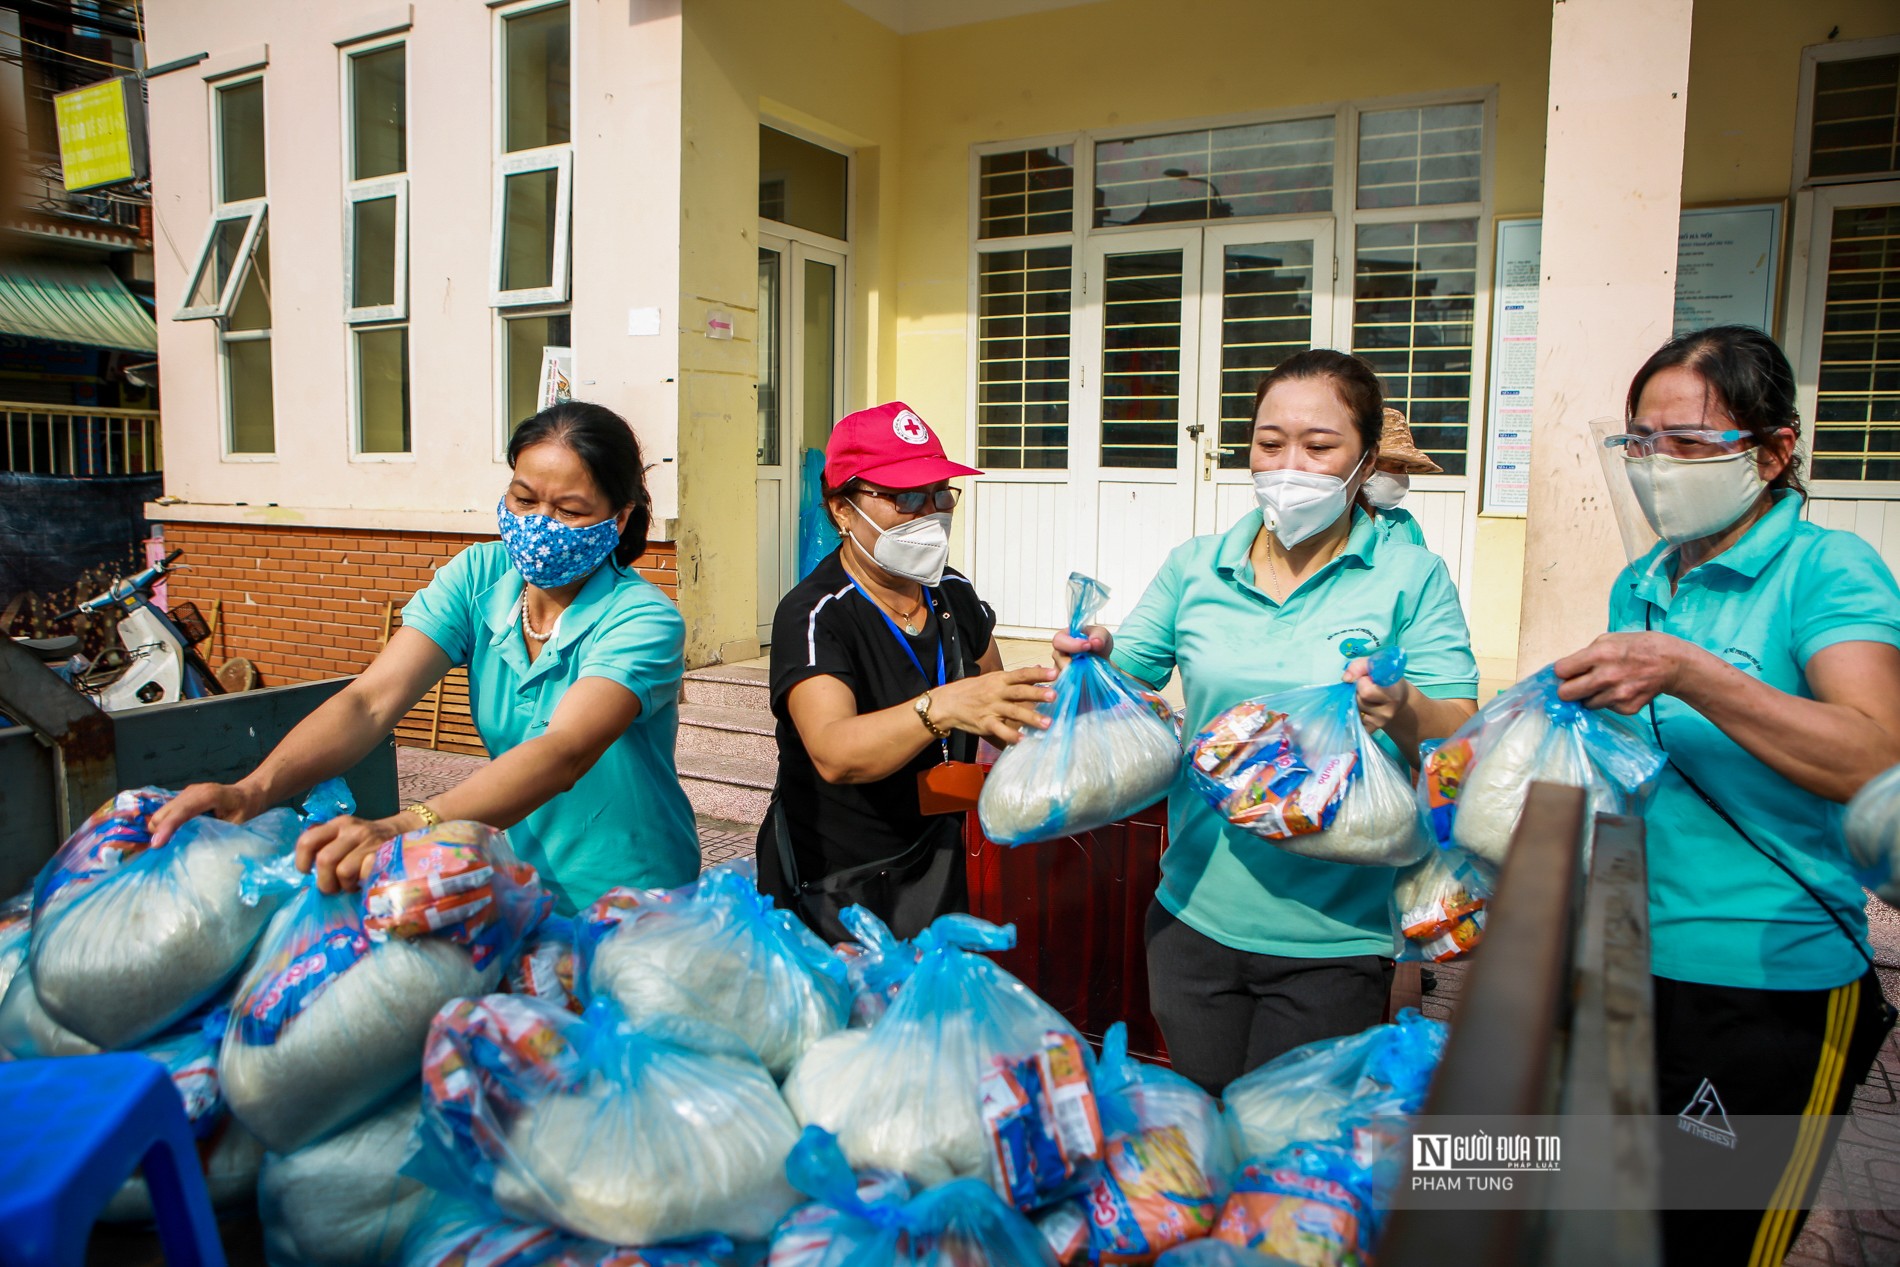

{"left": 519, "top": 595, "right": 558, "bottom": 642}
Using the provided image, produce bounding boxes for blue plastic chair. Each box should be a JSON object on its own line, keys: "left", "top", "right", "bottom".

{"left": 0, "top": 1054, "right": 226, "bottom": 1267}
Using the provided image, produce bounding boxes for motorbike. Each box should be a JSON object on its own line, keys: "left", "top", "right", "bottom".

{"left": 9, "top": 550, "right": 226, "bottom": 712}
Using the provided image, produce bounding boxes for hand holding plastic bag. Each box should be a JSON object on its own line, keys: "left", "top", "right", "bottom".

{"left": 1188, "top": 648, "right": 1428, "bottom": 866}
{"left": 1420, "top": 666, "right": 1664, "bottom": 867}
{"left": 583, "top": 861, "right": 851, "bottom": 1076}
{"left": 222, "top": 821, "right": 544, "bottom": 1152}
{"left": 409, "top": 995, "right": 801, "bottom": 1246}
{"left": 770, "top": 1126, "right": 1058, "bottom": 1267}
{"left": 1848, "top": 763, "right": 1900, "bottom": 904}
{"left": 27, "top": 782, "right": 343, "bottom": 1049}
{"left": 978, "top": 574, "right": 1182, "bottom": 846}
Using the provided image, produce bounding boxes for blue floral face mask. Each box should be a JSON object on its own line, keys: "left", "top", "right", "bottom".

{"left": 497, "top": 496, "right": 621, "bottom": 589}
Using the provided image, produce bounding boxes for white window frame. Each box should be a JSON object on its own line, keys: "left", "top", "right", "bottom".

{"left": 342, "top": 36, "right": 410, "bottom": 324}
{"left": 489, "top": 148, "right": 573, "bottom": 307}
{"left": 175, "top": 200, "right": 267, "bottom": 320}
{"left": 196, "top": 71, "right": 276, "bottom": 460}
{"left": 964, "top": 88, "right": 1495, "bottom": 595}
{"left": 1791, "top": 34, "right": 1900, "bottom": 193}
{"left": 349, "top": 321, "right": 415, "bottom": 463}
{"left": 493, "top": 303, "right": 572, "bottom": 458}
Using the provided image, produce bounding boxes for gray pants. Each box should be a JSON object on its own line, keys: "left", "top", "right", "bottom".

{"left": 1145, "top": 901, "right": 1394, "bottom": 1095}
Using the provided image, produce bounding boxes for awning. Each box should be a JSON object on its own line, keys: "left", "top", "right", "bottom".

{"left": 0, "top": 257, "right": 157, "bottom": 354}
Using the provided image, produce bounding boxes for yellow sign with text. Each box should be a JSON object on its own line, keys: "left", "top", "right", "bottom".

{"left": 55, "top": 78, "right": 144, "bottom": 192}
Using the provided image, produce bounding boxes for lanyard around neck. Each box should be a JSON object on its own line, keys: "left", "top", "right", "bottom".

{"left": 850, "top": 579, "right": 945, "bottom": 689}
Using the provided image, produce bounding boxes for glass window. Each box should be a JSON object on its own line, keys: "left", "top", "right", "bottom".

{"left": 1351, "top": 218, "right": 1478, "bottom": 475}
{"left": 977, "top": 247, "right": 1070, "bottom": 469}
{"left": 504, "top": 310, "right": 572, "bottom": 432}
{"left": 181, "top": 208, "right": 263, "bottom": 315}
{"left": 1812, "top": 202, "right": 1900, "bottom": 481}
{"left": 757, "top": 248, "right": 781, "bottom": 466}
{"left": 350, "top": 44, "right": 406, "bottom": 181}
{"left": 501, "top": 167, "right": 559, "bottom": 292}
{"left": 1099, "top": 249, "right": 1185, "bottom": 469}
{"left": 226, "top": 338, "right": 274, "bottom": 453}
{"left": 504, "top": 4, "right": 570, "bottom": 153}
{"left": 1810, "top": 54, "right": 1900, "bottom": 181}
{"left": 801, "top": 258, "right": 837, "bottom": 453}
{"left": 357, "top": 326, "right": 411, "bottom": 454}
{"left": 980, "top": 147, "right": 1074, "bottom": 239}
{"left": 351, "top": 196, "right": 399, "bottom": 310}
{"left": 227, "top": 222, "right": 271, "bottom": 333}
{"left": 1095, "top": 117, "right": 1334, "bottom": 228}
{"left": 1356, "top": 104, "right": 1483, "bottom": 210}
{"left": 218, "top": 79, "right": 266, "bottom": 203}
{"left": 1217, "top": 240, "right": 1318, "bottom": 468}
{"left": 759, "top": 126, "right": 848, "bottom": 240}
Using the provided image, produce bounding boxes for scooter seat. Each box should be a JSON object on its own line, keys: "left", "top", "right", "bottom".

{"left": 15, "top": 636, "right": 80, "bottom": 662}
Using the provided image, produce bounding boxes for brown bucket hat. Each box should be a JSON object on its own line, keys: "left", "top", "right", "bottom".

{"left": 1377, "top": 407, "right": 1444, "bottom": 475}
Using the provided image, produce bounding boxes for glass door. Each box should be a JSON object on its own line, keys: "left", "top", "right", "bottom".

{"left": 1193, "top": 219, "right": 1337, "bottom": 535}
{"left": 1075, "top": 228, "right": 1204, "bottom": 622}
{"left": 755, "top": 233, "right": 847, "bottom": 641}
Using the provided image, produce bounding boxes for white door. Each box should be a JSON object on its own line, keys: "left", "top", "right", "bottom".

{"left": 1193, "top": 219, "right": 1339, "bottom": 536}
{"left": 1074, "top": 229, "right": 1205, "bottom": 623}
{"left": 756, "top": 234, "right": 847, "bottom": 642}
{"left": 1791, "top": 181, "right": 1900, "bottom": 569}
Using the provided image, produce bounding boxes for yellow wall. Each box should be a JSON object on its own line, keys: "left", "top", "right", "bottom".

{"left": 677, "top": 0, "right": 902, "bottom": 664}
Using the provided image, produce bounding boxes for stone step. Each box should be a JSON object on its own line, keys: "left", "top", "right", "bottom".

{"left": 676, "top": 701, "right": 778, "bottom": 764}
{"left": 682, "top": 665, "right": 770, "bottom": 711}
{"left": 676, "top": 748, "right": 774, "bottom": 827}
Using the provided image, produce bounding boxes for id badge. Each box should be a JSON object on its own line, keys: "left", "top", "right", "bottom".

{"left": 917, "top": 760, "right": 986, "bottom": 815}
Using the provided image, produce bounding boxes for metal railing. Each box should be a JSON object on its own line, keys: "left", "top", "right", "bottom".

{"left": 2, "top": 404, "right": 161, "bottom": 476}
{"left": 19, "top": 160, "right": 148, "bottom": 235}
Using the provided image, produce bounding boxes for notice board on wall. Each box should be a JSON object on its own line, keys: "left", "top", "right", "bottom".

{"left": 1481, "top": 203, "right": 1783, "bottom": 517}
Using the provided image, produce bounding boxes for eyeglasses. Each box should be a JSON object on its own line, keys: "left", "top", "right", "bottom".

{"left": 852, "top": 485, "right": 962, "bottom": 514}
{"left": 1600, "top": 427, "right": 1755, "bottom": 460}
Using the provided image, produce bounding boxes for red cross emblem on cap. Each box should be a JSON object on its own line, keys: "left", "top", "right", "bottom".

{"left": 892, "top": 410, "right": 929, "bottom": 445}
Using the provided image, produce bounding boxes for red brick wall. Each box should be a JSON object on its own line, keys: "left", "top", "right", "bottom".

{"left": 158, "top": 521, "right": 679, "bottom": 748}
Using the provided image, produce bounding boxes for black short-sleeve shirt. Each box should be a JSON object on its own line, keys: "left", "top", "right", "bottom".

{"left": 763, "top": 549, "right": 996, "bottom": 879}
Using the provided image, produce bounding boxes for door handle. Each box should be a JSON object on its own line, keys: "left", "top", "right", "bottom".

{"left": 1203, "top": 444, "right": 1243, "bottom": 482}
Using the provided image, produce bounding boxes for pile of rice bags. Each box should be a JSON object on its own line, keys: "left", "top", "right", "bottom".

{"left": 259, "top": 1090, "right": 431, "bottom": 1267}
{"left": 1391, "top": 847, "right": 1492, "bottom": 963}
{"left": 222, "top": 821, "right": 546, "bottom": 1152}
{"left": 1848, "top": 762, "right": 1900, "bottom": 905}
{"left": 1419, "top": 666, "right": 1664, "bottom": 867}
{"left": 101, "top": 1005, "right": 266, "bottom": 1222}
{"left": 783, "top": 908, "right": 1104, "bottom": 1208}
{"left": 978, "top": 573, "right": 1182, "bottom": 846}
{"left": 1187, "top": 647, "right": 1428, "bottom": 866}
{"left": 772, "top": 1126, "right": 1058, "bottom": 1267}
{"left": 584, "top": 862, "right": 851, "bottom": 1076}
{"left": 507, "top": 915, "right": 583, "bottom": 1013}
{"left": 0, "top": 891, "right": 96, "bottom": 1059}
{"left": 410, "top": 994, "right": 801, "bottom": 1246}
{"left": 27, "top": 783, "right": 339, "bottom": 1050}
{"left": 1222, "top": 1009, "right": 1447, "bottom": 1167}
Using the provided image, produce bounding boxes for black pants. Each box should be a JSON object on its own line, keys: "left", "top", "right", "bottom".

{"left": 1144, "top": 900, "right": 1395, "bottom": 1095}
{"left": 1655, "top": 967, "right": 1893, "bottom": 1267}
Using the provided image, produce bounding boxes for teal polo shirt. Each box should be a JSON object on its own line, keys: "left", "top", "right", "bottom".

{"left": 402, "top": 542, "right": 700, "bottom": 914}
{"left": 1609, "top": 492, "right": 1900, "bottom": 991}
{"left": 1372, "top": 507, "right": 1428, "bottom": 549}
{"left": 1111, "top": 508, "right": 1478, "bottom": 958}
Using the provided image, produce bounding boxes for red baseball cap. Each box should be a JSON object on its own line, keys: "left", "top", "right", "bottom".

{"left": 824, "top": 402, "right": 982, "bottom": 490}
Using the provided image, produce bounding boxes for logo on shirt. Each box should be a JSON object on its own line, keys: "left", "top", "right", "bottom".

{"left": 1329, "top": 628, "right": 1382, "bottom": 657}
{"left": 1678, "top": 1078, "right": 1737, "bottom": 1149}
{"left": 892, "top": 410, "right": 930, "bottom": 445}
{"left": 1721, "top": 646, "right": 1763, "bottom": 676}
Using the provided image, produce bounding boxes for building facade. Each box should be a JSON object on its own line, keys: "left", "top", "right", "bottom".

{"left": 142, "top": 0, "right": 1900, "bottom": 713}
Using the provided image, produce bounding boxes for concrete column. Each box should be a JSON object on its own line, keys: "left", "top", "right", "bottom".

{"left": 1516, "top": 0, "right": 1693, "bottom": 672}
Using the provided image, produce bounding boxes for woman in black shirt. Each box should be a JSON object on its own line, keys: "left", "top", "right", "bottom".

{"left": 757, "top": 402, "right": 1057, "bottom": 940}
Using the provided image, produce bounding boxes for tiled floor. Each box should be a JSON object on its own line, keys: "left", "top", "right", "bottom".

{"left": 395, "top": 745, "right": 1900, "bottom": 1263}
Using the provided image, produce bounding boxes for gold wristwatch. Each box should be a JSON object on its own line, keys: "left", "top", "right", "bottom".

{"left": 915, "top": 692, "right": 950, "bottom": 740}
{"left": 406, "top": 801, "right": 443, "bottom": 828}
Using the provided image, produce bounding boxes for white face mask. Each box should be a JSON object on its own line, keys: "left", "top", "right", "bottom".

{"left": 1624, "top": 449, "right": 1767, "bottom": 545}
{"left": 845, "top": 501, "right": 952, "bottom": 586}
{"left": 1362, "top": 470, "right": 1410, "bottom": 510}
{"left": 1253, "top": 463, "right": 1362, "bottom": 549}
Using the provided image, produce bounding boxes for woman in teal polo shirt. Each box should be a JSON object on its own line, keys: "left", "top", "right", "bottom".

{"left": 1553, "top": 326, "right": 1900, "bottom": 1266}
{"left": 1058, "top": 349, "right": 1479, "bottom": 1092}
{"left": 150, "top": 402, "right": 699, "bottom": 914}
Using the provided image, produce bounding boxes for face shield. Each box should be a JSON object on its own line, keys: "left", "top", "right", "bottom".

{"left": 1591, "top": 416, "right": 1792, "bottom": 568}
{"left": 1588, "top": 415, "right": 1662, "bottom": 566}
